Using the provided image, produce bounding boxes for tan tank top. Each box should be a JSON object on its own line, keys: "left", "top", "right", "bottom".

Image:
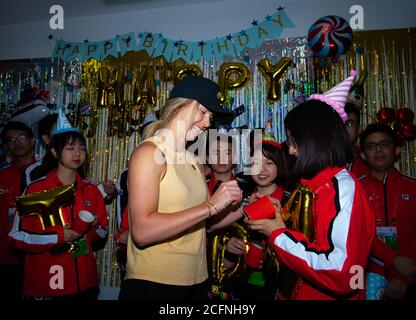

{"left": 125, "top": 136, "right": 209, "bottom": 285}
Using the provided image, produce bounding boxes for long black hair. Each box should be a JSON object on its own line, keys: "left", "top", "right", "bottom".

{"left": 284, "top": 100, "right": 353, "bottom": 179}
{"left": 42, "top": 131, "right": 87, "bottom": 178}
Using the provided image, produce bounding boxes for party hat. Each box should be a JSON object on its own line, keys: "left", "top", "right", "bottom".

{"left": 51, "top": 108, "right": 78, "bottom": 136}
{"left": 347, "top": 71, "right": 367, "bottom": 110}
{"left": 309, "top": 69, "right": 357, "bottom": 121}
{"left": 261, "top": 120, "right": 281, "bottom": 149}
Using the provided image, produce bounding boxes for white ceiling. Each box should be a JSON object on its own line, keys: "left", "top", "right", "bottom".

{"left": 0, "top": 0, "right": 226, "bottom": 26}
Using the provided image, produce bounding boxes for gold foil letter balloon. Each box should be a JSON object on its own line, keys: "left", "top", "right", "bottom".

{"left": 207, "top": 222, "right": 250, "bottom": 297}
{"left": 16, "top": 184, "right": 75, "bottom": 230}
{"left": 98, "top": 60, "right": 117, "bottom": 107}
{"left": 280, "top": 185, "right": 316, "bottom": 240}
{"left": 277, "top": 185, "right": 316, "bottom": 299}
{"left": 126, "top": 66, "right": 157, "bottom": 133}
{"left": 133, "top": 66, "right": 156, "bottom": 108}
{"left": 257, "top": 57, "right": 292, "bottom": 104}
{"left": 218, "top": 62, "right": 250, "bottom": 105}
{"left": 173, "top": 64, "right": 203, "bottom": 85}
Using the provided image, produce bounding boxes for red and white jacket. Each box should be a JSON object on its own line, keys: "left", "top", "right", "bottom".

{"left": 358, "top": 168, "right": 416, "bottom": 285}
{"left": 0, "top": 159, "right": 35, "bottom": 264}
{"left": 269, "top": 167, "right": 375, "bottom": 300}
{"left": 8, "top": 169, "right": 109, "bottom": 297}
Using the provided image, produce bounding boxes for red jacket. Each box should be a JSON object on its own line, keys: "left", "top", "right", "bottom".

{"left": 206, "top": 172, "right": 236, "bottom": 195}
{"left": 349, "top": 155, "right": 369, "bottom": 180}
{"left": 114, "top": 206, "right": 129, "bottom": 251}
{"left": 269, "top": 167, "right": 375, "bottom": 300}
{"left": 0, "top": 160, "right": 35, "bottom": 264}
{"left": 8, "top": 169, "right": 109, "bottom": 297}
{"left": 358, "top": 168, "right": 416, "bottom": 284}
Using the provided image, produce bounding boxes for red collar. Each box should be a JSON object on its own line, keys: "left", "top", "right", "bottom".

{"left": 365, "top": 167, "right": 401, "bottom": 184}
{"left": 46, "top": 168, "right": 85, "bottom": 189}
{"left": 206, "top": 172, "right": 235, "bottom": 194}
{"left": 253, "top": 185, "right": 284, "bottom": 201}
{"left": 11, "top": 156, "right": 36, "bottom": 173}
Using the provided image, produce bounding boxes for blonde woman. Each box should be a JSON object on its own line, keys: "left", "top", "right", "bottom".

{"left": 119, "top": 76, "right": 242, "bottom": 300}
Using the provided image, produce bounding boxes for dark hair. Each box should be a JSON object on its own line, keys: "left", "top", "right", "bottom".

{"left": 42, "top": 131, "right": 87, "bottom": 177}
{"left": 256, "top": 143, "right": 288, "bottom": 185}
{"left": 1, "top": 121, "right": 33, "bottom": 143}
{"left": 360, "top": 123, "right": 397, "bottom": 150}
{"left": 37, "top": 114, "right": 58, "bottom": 140}
{"left": 344, "top": 103, "right": 361, "bottom": 124}
{"left": 280, "top": 142, "right": 298, "bottom": 190}
{"left": 284, "top": 100, "right": 353, "bottom": 179}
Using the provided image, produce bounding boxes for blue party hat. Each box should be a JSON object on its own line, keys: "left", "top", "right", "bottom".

{"left": 51, "top": 108, "right": 78, "bottom": 136}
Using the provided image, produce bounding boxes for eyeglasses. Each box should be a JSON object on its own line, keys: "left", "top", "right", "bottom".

{"left": 364, "top": 140, "right": 394, "bottom": 151}
{"left": 4, "top": 134, "right": 30, "bottom": 144}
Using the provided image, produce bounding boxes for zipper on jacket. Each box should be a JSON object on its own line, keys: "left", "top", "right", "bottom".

{"left": 70, "top": 186, "right": 81, "bottom": 293}
{"left": 383, "top": 173, "right": 388, "bottom": 226}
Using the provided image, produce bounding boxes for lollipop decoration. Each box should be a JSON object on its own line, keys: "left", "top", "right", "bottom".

{"left": 307, "top": 15, "right": 353, "bottom": 60}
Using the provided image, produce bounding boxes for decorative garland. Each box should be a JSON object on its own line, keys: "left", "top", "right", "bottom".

{"left": 52, "top": 8, "right": 294, "bottom": 63}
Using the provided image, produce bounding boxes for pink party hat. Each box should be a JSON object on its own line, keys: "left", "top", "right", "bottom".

{"left": 309, "top": 69, "right": 357, "bottom": 122}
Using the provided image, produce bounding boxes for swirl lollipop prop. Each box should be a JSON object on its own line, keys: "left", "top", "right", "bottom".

{"left": 307, "top": 15, "right": 353, "bottom": 60}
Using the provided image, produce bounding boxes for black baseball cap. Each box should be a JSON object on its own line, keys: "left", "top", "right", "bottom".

{"left": 169, "top": 76, "right": 234, "bottom": 124}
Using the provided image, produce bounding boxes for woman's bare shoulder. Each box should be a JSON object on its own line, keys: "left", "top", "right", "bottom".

{"left": 130, "top": 141, "right": 166, "bottom": 168}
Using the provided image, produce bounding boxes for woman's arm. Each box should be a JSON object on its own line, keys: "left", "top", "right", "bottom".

{"left": 128, "top": 142, "right": 242, "bottom": 247}
{"left": 207, "top": 206, "right": 243, "bottom": 232}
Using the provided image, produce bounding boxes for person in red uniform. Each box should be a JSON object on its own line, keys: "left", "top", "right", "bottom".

{"left": 205, "top": 132, "right": 236, "bottom": 195}
{"left": 9, "top": 110, "right": 108, "bottom": 300}
{"left": 358, "top": 123, "right": 416, "bottom": 300}
{"left": 23, "top": 113, "right": 117, "bottom": 202}
{"left": 246, "top": 98, "right": 375, "bottom": 299}
{"left": 0, "top": 121, "right": 36, "bottom": 299}
{"left": 222, "top": 126, "right": 289, "bottom": 300}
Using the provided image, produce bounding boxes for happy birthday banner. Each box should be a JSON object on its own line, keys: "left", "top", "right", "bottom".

{"left": 52, "top": 8, "right": 294, "bottom": 63}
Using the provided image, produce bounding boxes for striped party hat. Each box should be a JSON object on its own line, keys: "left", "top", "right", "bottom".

{"left": 309, "top": 69, "right": 357, "bottom": 121}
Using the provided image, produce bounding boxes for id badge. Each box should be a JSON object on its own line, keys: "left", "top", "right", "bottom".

{"left": 376, "top": 226, "right": 398, "bottom": 251}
